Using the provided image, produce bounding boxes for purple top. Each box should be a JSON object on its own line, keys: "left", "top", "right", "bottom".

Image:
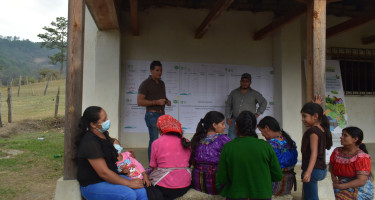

{"left": 194, "top": 133, "right": 231, "bottom": 164}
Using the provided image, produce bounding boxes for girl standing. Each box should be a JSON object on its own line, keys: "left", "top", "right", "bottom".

{"left": 190, "top": 111, "right": 231, "bottom": 195}
{"left": 300, "top": 102, "right": 333, "bottom": 200}
{"left": 329, "top": 127, "right": 373, "bottom": 199}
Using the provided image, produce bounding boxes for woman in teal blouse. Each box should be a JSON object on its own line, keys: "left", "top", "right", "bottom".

{"left": 216, "top": 111, "right": 282, "bottom": 200}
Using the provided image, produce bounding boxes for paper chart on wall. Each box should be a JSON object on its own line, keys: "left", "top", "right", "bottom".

{"left": 123, "top": 60, "right": 274, "bottom": 133}
{"left": 325, "top": 60, "right": 349, "bottom": 161}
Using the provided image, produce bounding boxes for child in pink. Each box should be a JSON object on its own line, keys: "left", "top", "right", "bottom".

{"left": 113, "top": 140, "right": 151, "bottom": 186}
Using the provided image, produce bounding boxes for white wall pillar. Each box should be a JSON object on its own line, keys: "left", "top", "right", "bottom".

{"left": 83, "top": 7, "right": 121, "bottom": 139}
{"left": 273, "top": 19, "right": 304, "bottom": 160}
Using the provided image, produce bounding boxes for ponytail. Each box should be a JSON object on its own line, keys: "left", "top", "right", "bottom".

{"left": 281, "top": 129, "right": 296, "bottom": 148}
{"left": 76, "top": 106, "right": 102, "bottom": 147}
{"left": 164, "top": 132, "right": 191, "bottom": 149}
{"left": 190, "top": 118, "right": 209, "bottom": 166}
{"left": 321, "top": 115, "right": 332, "bottom": 150}
{"left": 190, "top": 111, "right": 225, "bottom": 166}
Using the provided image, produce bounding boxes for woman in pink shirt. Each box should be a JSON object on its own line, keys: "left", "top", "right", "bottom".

{"left": 149, "top": 115, "right": 191, "bottom": 200}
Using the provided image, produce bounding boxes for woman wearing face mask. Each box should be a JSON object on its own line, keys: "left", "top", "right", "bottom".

{"left": 77, "top": 106, "right": 147, "bottom": 200}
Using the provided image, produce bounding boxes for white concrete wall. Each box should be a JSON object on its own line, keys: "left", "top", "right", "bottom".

{"left": 273, "top": 19, "right": 304, "bottom": 160}
{"left": 120, "top": 7, "right": 275, "bottom": 147}
{"left": 82, "top": 7, "right": 121, "bottom": 138}
{"left": 326, "top": 15, "right": 375, "bottom": 143}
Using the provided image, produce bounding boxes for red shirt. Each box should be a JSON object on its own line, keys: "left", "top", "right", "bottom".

{"left": 330, "top": 147, "right": 371, "bottom": 178}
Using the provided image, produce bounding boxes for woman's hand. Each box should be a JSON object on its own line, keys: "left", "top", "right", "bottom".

{"left": 127, "top": 150, "right": 136, "bottom": 158}
{"left": 127, "top": 179, "right": 144, "bottom": 189}
{"left": 143, "top": 177, "right": 152, "bottom": 187}
{"left": 302, "top": 171, "right": 312, "bottom": 182}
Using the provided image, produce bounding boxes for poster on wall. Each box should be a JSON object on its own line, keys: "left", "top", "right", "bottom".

{"left": 325, "top": 60, "right": 349, "bottom": 160}
{"left": 123, "top": 60, "right": 275, "bottom": 134}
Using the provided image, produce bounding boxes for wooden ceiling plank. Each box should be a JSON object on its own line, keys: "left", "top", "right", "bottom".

{"left": 362, "top": 34, "right": 375, "bottom": 45}
{"left": 195, "top": 0, "right": 235, "bottom": 39}
{"left": 130, "top": 0, "right": 139, "bottom": 36}
{"left": 86, "top": 0, "right": 119, "bottom": 30}
{"left": 326, "top": 10, "right": 375, "bottom": 38}
{"left": 253, "top": 5, "right": 307, "bottom": 40}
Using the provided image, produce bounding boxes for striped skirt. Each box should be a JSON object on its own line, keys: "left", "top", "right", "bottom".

{"left": 272, "top": 167, "right": 296, "bottom": 196}
{"left": 192, "top": 163, "right": 219, "bottom": 195}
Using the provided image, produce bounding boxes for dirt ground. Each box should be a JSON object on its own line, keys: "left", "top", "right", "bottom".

{"left": 0, "top": 117, "right": 64, "bottom": 200}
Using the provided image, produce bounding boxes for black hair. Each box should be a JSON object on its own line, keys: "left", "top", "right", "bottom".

{"left": 257, "top": 116, "right": 296, "bottom": 148}
{"left": 301, "top": 102, "right": 333, "bottom": 150}
{"left": 190, "top": 111, "right": 225, "bottom": 166}
{"left": 163, "top": 132, "right": 190, "bottom": 149}
{"left": 150, "top": 61, "right": 162, "bottom": 70}
{"left": 343, "top": 126, "right": 368, "bottom": 154}
{"left": 77, "top": 106, "right": 102, "bottom": 145}
{"left": 235, "top": 111, "right": 258, "bottom": 138}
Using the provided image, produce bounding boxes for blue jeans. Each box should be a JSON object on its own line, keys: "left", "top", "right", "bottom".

{"left": 302, "top": 169, "right": 327, "bottom": 200}
{"left": 80, "top": 175, "right": 147, "bottom": 200}
{"left": 145, "top": 112, "right": 163, "bottom": 162}
{"left": 227, "top": 117, "right": 236, "bottom": 140}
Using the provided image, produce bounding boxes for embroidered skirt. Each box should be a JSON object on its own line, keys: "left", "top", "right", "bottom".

{"left": 272, "top": 167, "right": 296, "bottom": 196}
{"left": 192, "top": 163, "right": 219, "bottom": 195}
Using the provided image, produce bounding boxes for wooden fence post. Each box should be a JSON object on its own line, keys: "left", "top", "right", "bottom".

{"left": 44, "top": 76, "right": 51, "bottom": 96}
{"left": 7, "top": 84, "right": 12, "bottom": 123}
{"left": 29, "top": 82, "right": 35, "bottom": 96}
{"left": 18, "top": 75, "right": 21, "bottom": 97}
{"left": 0, "top": 91, "right": 3, "bottom": 127}
{"left": 55, "top": 87, "right": 60, "bottom": 118}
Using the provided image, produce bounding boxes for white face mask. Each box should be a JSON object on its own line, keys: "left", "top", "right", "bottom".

{"left": 113, "top": 144, "right": 123, "bottom": 154}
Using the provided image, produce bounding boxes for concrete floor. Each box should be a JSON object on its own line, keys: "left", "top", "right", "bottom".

{"left": 130, "top": 143, "right": 375, "bottom": 200}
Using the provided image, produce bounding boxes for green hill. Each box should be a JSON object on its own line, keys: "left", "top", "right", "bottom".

{"left": 0, "top": 37, "right": 60, "bottom": 85}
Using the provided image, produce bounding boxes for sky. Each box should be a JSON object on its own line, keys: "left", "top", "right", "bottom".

{"left": 0, "top": 0, "right": 68, "bottom": 42}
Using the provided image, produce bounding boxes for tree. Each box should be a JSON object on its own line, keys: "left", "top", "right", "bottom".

{"left": 37, "top": 17, "right": 67, "bottom": 79}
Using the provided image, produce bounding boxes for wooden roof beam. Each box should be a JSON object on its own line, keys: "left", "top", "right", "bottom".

{"left": 195, "top": 0, "right": 235, "bottom": 39}
{"left": 129, "top": 0, "right": 139, "bottom": 36}
{"left": 362, "top": 34, "right": 375, "bottom": 45}
{"left": 253, "top": 5, "right": 306, "bottom": 40}
{"left": 86, "top": 0, "right": 119, "bottom": 30}
{"left": 326, "top": 10, "right": 375, "bottom": 38}
{"left": 296, "top": 0, "right": 342, "bottom": 3}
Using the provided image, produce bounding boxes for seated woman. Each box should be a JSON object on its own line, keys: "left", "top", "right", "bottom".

{"left": 257, "top": 116, "right": 298, "bottom": 196}
{"left": 190, "top": 111, "right": 231, "bottom": 195}
{"left": 216, "top": 111, "right": 282, "bottom": 200}
{"left": 329, "top": 126, "right": 374, "bottom": 200}
{"left": 77, "top": 106, "right": 147, "bottom": 200}
{"left": 149, "top": 114, "right": 191, "bottom": 200}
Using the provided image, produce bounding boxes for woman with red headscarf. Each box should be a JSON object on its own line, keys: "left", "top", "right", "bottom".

{"left": 149, "top": 115, "right": 191, "bottom": 200}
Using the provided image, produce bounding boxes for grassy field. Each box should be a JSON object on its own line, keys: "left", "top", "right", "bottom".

{"left": 0, "top": 79, "right": 66, "bottom": 123}
{"left": 0, "top": 79, "right": 65, "bottom": 200}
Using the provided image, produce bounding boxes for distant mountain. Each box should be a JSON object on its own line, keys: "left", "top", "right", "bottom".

{"left": 0, "top": 37, "right": 60, "bottom": 85}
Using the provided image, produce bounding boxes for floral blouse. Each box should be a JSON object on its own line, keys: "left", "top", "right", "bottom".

{"left": 330, "top": 147, "right": 371, "bottom": 178}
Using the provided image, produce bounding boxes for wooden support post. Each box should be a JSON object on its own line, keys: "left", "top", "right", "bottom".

{"left": 64, "top": 0, "right": 85, "bottom": 180}
{"left": 307, "top": 0, "right": 327, "bottom": 108}
{"left": 29, "top": 83, "right": 35, "bottom": 96}
{"left": 306, "top": 1, "right": 313, "bottom": 102}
